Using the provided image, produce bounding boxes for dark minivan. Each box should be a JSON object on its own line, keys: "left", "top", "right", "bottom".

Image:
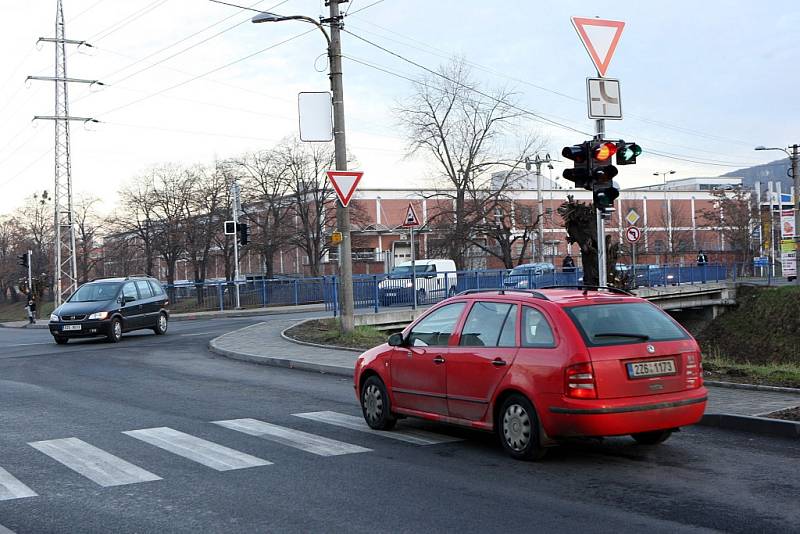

{"left": 49, "top": 276, "right": 169, "bottom": 344}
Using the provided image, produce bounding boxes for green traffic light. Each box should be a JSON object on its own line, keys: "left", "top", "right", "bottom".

{"left": 616, "top": 142, "right": 642, "bottom": 165}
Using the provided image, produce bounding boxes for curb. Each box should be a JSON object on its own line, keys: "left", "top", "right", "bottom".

{"left": 207, "top": 322, "right": 353, "bottom": 378}
{"left": 699, "top": 413, "right": 800, "bottom": 439}
{"left": 280, "top": 318, "right": 365, "bottom": 353}
{"left": 705, "top": 380, "right": 800, "bottom": 395}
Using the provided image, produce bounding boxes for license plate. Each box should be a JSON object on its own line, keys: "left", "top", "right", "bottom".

{"left": 627, "top": 359, "right": 676, "bottom": 378}
{"left": 62, "top": 325, "right": 82, "bottom": 331}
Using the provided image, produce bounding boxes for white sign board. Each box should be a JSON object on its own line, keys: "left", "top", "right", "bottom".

{"left": 298, "top": 92, "right": 333, "bottom": 142}
{"left": 402, "top": 203, "right": 420, "bottom": 227}
{"left": 571, "top": 17, "right": 625, "bottom": 77}
{"left": 327, "top": 170, "right": 364, "bottom": 207}
{"left": 587, "top": 78, "right": 622, "bottom": 119}
{"left": 781, "top": 210, "right": 796, "bottom": 239}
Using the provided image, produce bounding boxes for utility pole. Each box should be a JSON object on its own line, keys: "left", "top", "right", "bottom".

{"left": 526, "top": 154, "right": 551, "bottom": 263}
{"left": 231, "top": 180, "right": 242, "bottom": 309}
{"left": 27, "top": 0, "right": 100, "bottom": 306}
{"left": 792, "top": 144, "right": 800, "bottom": 285}
{"left": 328, "top": 0, "right": 355, "bottom": 331}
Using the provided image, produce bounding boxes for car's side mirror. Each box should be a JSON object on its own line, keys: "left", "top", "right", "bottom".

{"left": 123, "top": 295, "right": 136, "bottom": 304}
{"left": 387, "top": 332, "right": 404, "bottom": 346}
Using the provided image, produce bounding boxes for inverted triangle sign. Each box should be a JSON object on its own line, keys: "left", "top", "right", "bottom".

{"left": 326, "top": 170, "right": 363, "bottom": 207}
{"left": 571, "top": 17, "right": 625, "bottom": 77}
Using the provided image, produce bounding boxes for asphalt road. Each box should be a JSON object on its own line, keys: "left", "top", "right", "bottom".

{"left": 0, "top": 316, "right": 798, "bottom": 533}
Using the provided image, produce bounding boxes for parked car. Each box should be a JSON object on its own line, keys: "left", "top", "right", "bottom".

{"left": 378, "top": 259, "right": 458, "bottom": 305}
{"left": 354, "top": 286, "right": 707, "bottom": 460}
{"left": 48, "top": 276, "right": 170, "bottom": 344}
{"left": 503, "top": 262, "right": 556, "bottom": 288}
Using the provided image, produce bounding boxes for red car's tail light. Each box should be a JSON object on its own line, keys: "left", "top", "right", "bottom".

{"left": 565, "top": 362, "right": 597, "bottom": 399}
{"left": 685, "top": 353, "right": 703, "bottom": 389}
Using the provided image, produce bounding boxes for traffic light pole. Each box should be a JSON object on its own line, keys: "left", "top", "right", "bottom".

{"left": 27, "top": 250, "right": 33, "bottom": 297}
{"left": 595, "top": 119, "right": 607, "bottom": 287}
{"left": 231, "top": 181, "right": 241, "bottom": 309}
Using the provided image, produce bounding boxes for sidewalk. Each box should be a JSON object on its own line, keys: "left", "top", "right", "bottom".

{"left": 0, "top": 303, "right": 327, "bottom": 330}
{"left": 209, "top": 319, "right": 800, "bottom": 431}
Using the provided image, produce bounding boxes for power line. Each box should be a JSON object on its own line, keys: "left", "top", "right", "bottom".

{"left": 345, "top": 0, "right": 385, "bottom": 16}
{"left": 66, "top": 0, "right": 110, "bottom": 23}
{"left": 88, "top": 0, "right": 171, "bottom": 43}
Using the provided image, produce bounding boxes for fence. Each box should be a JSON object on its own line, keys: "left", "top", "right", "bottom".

{"left": 164, "top": 262, "right": 782, "bottom": 315}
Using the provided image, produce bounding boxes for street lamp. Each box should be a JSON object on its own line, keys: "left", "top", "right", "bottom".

{"left": 653, "top": 170, "right": 676, "bottom": 258}
{"left": 252, "top": 4, "right": 357, "bottom": 331}
{"left": 755, "top": 144, "right": 799, "bottom": 284}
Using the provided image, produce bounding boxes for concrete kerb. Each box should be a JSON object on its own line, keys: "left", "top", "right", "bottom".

{"left": 705, "top": 380, "right": 800, "bottom": 396}
{"left": 280, "top": 318, "right": 368, "bottom": 353}
{"left": 699, "top": 413, "right": 800, "bottom": 439}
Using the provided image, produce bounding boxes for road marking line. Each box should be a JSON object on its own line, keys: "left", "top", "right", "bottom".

{"left": 28, "top": 438, "right": 162, "bottom": 487}
{"left": 4, "top": 342, "right": 53, "bottom": 347}
{"left": 213, "top": 418, "right": 371, "bottom": 456}
{"left": 292, "top": 411, "right": 462, "bottom": 446}
{"left": 178, "top": 333, "right": 207, "bottom": 337}
{"left": 123, "top": 427, "right": 272, "bottom": 471}
{"left": 0, "top": 466, "right": 37, "bottom": 501}
{"left": 0, "top": 523, "right": 16, "bottom": 533}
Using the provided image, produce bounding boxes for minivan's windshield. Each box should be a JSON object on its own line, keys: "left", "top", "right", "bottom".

{"left": 565, "top": 302, "right": 688, "bottom": 346}
{"left": 68, "top": 282, "right": 121, "bottom": 303}
{"left": 389, "top": 265, "right": 434, "bottom": 278}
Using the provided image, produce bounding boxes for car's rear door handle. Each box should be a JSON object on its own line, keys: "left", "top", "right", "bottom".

{"left": 491, "top": 358, "right": 507, "bottom": 367}
{"left": 433, "top": 355, "right": 446, "bottom": 365}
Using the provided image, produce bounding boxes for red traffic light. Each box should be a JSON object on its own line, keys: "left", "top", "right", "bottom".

{"left": 593, "top": 142, "right": 617, "bottom": 162}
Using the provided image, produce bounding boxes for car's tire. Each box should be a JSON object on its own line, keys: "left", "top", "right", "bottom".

{"left": 153, "top": 313, "right": 168, "bottom": 335}
{"left": 498, "top": 394, "right": 547, "bottom": 461}
{"left": 107, "top": 318, "right": 122, "bottom": 343}
{"left": 631, "top": 430, "right": 672, "bottom": 445}
{"left": 53, "top": 336, "right": 68, "bottom": 345}
{"left": 360, "top": 375, "right": 396, "bottom": 430}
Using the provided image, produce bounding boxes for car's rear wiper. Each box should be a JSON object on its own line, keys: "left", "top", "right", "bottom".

{"left": 593, "top": 332, "right": 650, "bottom": 340}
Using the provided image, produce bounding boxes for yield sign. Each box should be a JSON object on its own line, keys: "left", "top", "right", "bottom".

{"left": 402, "top": 203, "right": 420, "bottom": 227}
{"left": 571, "top": 17, "right": 625, "bottom": 77}
{"left": 326, "top": 170, "right": 363, "bottom": 207}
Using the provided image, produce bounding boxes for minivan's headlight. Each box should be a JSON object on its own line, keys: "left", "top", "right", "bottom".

{"left": 49, "top": 313, "right": 59, "bottom": 322}
{"left": 88, "top": 311, "right": 109, "bottom": 320}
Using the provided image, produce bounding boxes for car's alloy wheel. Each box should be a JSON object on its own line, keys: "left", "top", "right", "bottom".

{"left": 360, "top": 376, "right": 396, "bottom": 430}
{"left": 499, "top": 395, "right": 546, "bottom": 461}
{"left": 107, "top": 319, "right": 122, "bottom": 343}
{"left": 154, "top": 313, "right": 168, "bottom": 335}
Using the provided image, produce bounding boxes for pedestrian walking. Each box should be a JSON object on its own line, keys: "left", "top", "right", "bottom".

{"left": 25, "top": 299, "right": 36, "bottom": 324}
{"left": 696, "top": 250, "right": 708, "bottom": 283}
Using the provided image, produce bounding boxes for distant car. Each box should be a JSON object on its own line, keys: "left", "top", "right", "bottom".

{"left": 49, "top": 276, "right": 170, "bottom": 344}
{"left": 354, "top": 287, "right": 707, "bottom": 460}
{"left": 378, "top": 259, "right": 458, "bottom": 305}
{"left": 503, "top": 262, "right": 556, "bottom": 288}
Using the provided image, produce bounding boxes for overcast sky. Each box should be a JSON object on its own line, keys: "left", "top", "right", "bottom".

{"left": 0, "top": 0, "right": 797, "bottom": 215}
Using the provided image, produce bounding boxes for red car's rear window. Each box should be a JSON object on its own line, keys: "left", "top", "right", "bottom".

{"left": 565, "top": 302, "right": 688, "bottom": 346}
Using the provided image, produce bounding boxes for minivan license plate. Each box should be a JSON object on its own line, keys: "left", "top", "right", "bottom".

{"left": 627, "top": 359, "right": 675, "bottom": 378}
{"left": 62, "top": 325, "right": 81, "bottom": 331}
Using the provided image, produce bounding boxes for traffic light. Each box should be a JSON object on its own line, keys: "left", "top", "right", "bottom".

{"left": 593, "top": 180, "right": 620, "bottom": 214}
{"left": 238, "top": 222, "right": 249, "bottom": 245}
{"left": 17, "top": 253, "right": 28, "bottom": 268}
{"left": 561, "top": 142, "right": 592, "bottom": 189}
{"left": 590, "top": 141, "right": 619, "bottom": 183}
{"left": 616, "top": 141, "right": 642, "bottom": 165}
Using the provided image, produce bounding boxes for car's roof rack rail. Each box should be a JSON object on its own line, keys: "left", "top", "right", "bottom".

{"left": 457, "top": 288, "right": 550, "bottom": 301}
{"left": 540, "top": 285, "right": 633, "bottom": 296}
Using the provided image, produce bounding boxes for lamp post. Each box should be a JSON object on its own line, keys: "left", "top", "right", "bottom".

{"left": 654, "top": 170, "right": 676, "bottom": 258}
{"left": 253, "top": 4, "right": 356, "bottom": 331}
{"left": 525, "top": 153, "right": 551, "bottom": 263}
{"left": 755, "top": 144, "right": 799, "bottom": 284}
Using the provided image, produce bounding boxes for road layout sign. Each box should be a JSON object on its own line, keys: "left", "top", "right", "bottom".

{"left": 402, "top": 203, "right": 420, "bottom": 227}
{"left": 587, "top": 77, "right": 621, "bottom": 119}
{"left": 326, "top": 170, "right": 364, "bottom": 207}
{"left": 625, "top": 208, "right": 640, "bottom": 226}
{"left": 571, "top": 17, "right": 625, "bottom": 77}
{"left": 625, "top": 226, "right": 641, "bottom": 243}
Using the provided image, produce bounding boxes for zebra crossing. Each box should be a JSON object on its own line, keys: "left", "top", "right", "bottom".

{"left": 0, "top": 410, "right": 462, "bottom": 502}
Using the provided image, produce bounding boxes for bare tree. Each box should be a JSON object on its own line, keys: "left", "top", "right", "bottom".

{"left": 280, "top": 138, "right": 336, "bottom": 276}
{"left": 700, "top": 188, "right": 755, "bottom": 269}
{"left": 558, "top": 196, "right": 620, "bottom": 286}
{"left": 235, "top": 150, "right": 293, "bottom": 278}
{"left": 466, "top": 200, "right": 542, "bottom": 269}
{"left": 74, "top": 195, "right": 102, "bottom": 283}
{"left": 148, "top": 165, "right": 193, "bottom": 285}
{"left": 396, "top": 58, "right": 537, "bottom": 269}
{"left": 182, "top": 164, "right": 227, "bottom": 289}
{"left": 116, "top": 177, "right": 160, "bottom": 276}
{"left": 15, "top": 191, "right": 53, "bottom": 299}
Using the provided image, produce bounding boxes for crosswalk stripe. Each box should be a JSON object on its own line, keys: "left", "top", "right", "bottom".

{"left": 28, "top": 438, "right": 162, "bottom": 487}
{"left": 213, "top": 418, "right": 372, "bottom": 457}
{"left": 123, "top": 427, "right": 272, "bottom": 471}
{"left": 292, "top": 411, "right": 462, "bottom": 446}
{"left": 0, "top": 466, "right": 37, "bottom": 501}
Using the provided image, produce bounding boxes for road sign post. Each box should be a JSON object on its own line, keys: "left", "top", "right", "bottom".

{"left": 625, "top": 226, "right": 641, "bottom": 286}
{"left": 402, "top": 203, "right": 421, "bottom": 309}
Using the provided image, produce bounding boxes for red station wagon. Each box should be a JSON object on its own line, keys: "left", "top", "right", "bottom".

{"left": 354, "top": 286, "right": 708, "bottom": 460}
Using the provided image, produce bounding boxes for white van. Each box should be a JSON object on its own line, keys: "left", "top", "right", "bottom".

{"left": 378, "top": 259, "right": 458, "bottom": 305}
